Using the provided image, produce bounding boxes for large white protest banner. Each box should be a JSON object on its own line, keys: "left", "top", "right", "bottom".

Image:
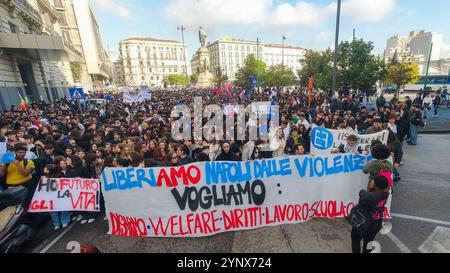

{"left": 101, "top": 154, "right": 392, "bottom": 238}
{"left": 310, "top": 126, "right": 389, "bottom": 155}
{"left": 122, "top": 88, "right": 152, "bottom": 104}
{"left": 28, "top": 178, "right": 100, "bottom": 213}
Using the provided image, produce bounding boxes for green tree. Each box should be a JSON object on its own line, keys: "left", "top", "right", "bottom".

{"left": 190, "top": 72, "right": 199, "bottom": 84}
{"left": 298, "top": 49, "right": 333, "bottom": 91}
{"left": 234, "top": 54, "right": 266, "bottom": 88}
{"left": 384, "top": 57, "right": 420, "bottom": 94}
{"left": 166, "top": 74, "right": 189, "bottom": 86}
{"left": 263, "top": 65, "right": 297, "bottom": 87}
{"left": 70, "top": 62, "right": 81, "bottom": 82}
{"left": 213, "top": 67, "right": 228, "bottom": 87}
{"left": 336, "top": 39, "right": 381, "bottom": 92}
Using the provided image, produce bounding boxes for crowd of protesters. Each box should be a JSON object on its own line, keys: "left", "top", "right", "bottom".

{"left": 0, "top": 84, "right": 440, "bottom": 240}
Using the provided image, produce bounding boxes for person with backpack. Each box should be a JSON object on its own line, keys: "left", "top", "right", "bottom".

{"left": 350, "top": 175, "right": 390, "bottom": 253}
{"left": 0, "top": 144, "right": 36, "bottom": 207}
{"left": 364, "top": 144, "right": 394, "bottom": 189}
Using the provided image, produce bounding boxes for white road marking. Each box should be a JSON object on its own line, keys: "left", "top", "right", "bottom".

{"left": 418, "top": 227, "right": 450, "bottom": 253}
{"left": 391, "top": 213, "right": 450, "bottom": 226}
{"left": 39, "top": 222, "right": 77, "bottom": 253}
{"left": 386, "top": 233, "right": 412, "bottom": 253}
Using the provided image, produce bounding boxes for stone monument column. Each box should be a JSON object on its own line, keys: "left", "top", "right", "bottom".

{"left": 195, "top": 27, "right": 214, "bottom": 88}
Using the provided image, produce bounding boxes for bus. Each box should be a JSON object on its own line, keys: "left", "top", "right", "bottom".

{"left": 404, "top": 75, "right": 450, "bottom": 92}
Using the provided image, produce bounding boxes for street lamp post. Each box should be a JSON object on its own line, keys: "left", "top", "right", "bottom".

{"left": 424, "top": 42, "right": 434, "bottom": 90}
{"left": 282, "top": 35, "right": 287, "bottom": 66}
{"left": 332, "top": 0, "right": 342, "bottom": 98}
{"left": 177, "top": 26, "right": 189, "bottom": 86}
{"left": 257, "top": 37, "right": 260, "bottom": 90}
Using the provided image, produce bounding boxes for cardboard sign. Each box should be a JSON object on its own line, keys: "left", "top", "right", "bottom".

{"left": 29, "top": 178, "right": 101, "bottom": 213}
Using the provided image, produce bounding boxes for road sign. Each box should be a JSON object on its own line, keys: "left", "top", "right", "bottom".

{"left": 69, "top": 88, "right": 85, "bottom": 100}
{"left": 250, "top": 76, "right": 258, "bottom": 86}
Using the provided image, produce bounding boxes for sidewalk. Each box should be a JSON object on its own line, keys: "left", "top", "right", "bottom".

{"left": 420, "top": 107, "right": 450, "bottom": 133}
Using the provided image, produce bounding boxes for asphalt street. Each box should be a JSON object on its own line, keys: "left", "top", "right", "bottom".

{"left": 23, "top": 132, "right": 450, "bottom": 254}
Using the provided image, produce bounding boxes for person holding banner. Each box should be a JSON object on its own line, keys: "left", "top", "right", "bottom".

{"left": 284, "top": 127, "right": 306, "bottom": 155}
{"left": 365, "top": 118, "right": 383, "bottom": 135}
{"left": 334, "top": 135, "right": 364, "bottom": 155}
{"left": 216, "top": 143, "right": 239, "bottom": 162}
{"left": 351, "top": 175, "right": 390, "bottom": 253}
{"left": 43, "top": 164, "right": 71, "bottom": 230}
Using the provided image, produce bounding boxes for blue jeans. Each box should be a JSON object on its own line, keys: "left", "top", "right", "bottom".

{"left": 393, "top": 167, "right": 400, "bottom": 178}
{"left": 50, "top": 212, "right": 71, "bottom": 227}
{"left": 410, "top": 124, "right": 418, "bottom": 145}
{"left": 434, "top": 105, "right": 439, "bottom": 116}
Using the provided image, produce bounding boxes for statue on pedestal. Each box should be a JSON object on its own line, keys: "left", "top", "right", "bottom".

{"left": 199, "top": 27, "right": 207, "bottom": 48}
{"left": 195, "top": 27, "right": 214, "bottom": 88}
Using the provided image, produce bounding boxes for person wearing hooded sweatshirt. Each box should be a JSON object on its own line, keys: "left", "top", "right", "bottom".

{"left": 215, "top": 143, "right": 239, "bottom": 162}
{"left": 351, "top": 175, "right": 390, "bottom": 253}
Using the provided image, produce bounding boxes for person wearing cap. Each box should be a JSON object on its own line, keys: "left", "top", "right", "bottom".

{"left": 365, "top": 118, "right": 383, "bottom": 135}
{"left": 351, "top": 175, "right": 390, "bottom": 253}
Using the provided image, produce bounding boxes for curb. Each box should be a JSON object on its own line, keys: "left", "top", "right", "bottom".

{"left": 419, "top": 129, "right": 450, "bottom": 134}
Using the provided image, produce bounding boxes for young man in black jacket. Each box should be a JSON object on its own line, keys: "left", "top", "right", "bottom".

{"left": 35, "top": 144, "right": 55, "bottom": 177}
{"left": 408, "top": 104, "right": 423, "bottom": 145}
{"left": 433, "top": 92, "right": 441, "bottom": 118}
{"left": 351, "top": 175, "right": 390, "bottom": 253}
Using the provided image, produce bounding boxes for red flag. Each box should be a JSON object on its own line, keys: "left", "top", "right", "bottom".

{"left": 18, "top": 92, "right": 29, "bottom": 111}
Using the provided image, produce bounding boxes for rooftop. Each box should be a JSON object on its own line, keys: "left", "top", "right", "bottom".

{"left": 265, "top": 44, "right": 305, "bottom": 50}
{"left": 121, "top": 38, "right": 181, "bottom": 44}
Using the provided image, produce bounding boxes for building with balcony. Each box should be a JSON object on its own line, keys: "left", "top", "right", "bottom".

{"left": 0, "top": 0, "right": 84, "bottom": 110}
{"left": 206, "top": 36, "right": 305, "bottom": 81}
{"left": 118, "top": 37, "right": 190, "bottom": 87}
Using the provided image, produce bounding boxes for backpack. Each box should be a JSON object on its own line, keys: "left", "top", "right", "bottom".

{"left": 0, "top": 159, "right": 29, "bottom": 189}
{"left": 345, "top": 203, "right": 372, "bottom": 236}
{"left": 379, "top": 168, "right": 393, "bottom": 188}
